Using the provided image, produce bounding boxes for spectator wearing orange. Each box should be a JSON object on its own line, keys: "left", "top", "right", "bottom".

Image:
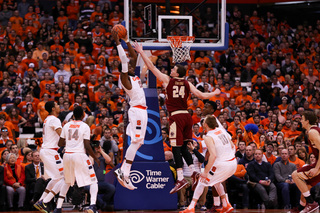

{"left": 67, "top": 0, "right": 79, "bottom": 30}
{"left": 230, "top": 80, "right": 242, "bottom": 99}
{"left": 50, "top": 37, "right": 64, "bottom": 56}
{"left": 108, "top": 11, "right": 120, "bottom": 26}
{"left": 37, "top": 93, "right": 49, "bottom": 123}
{"left": 90, "top": 5, "right": 103, "bottom": 23}
{"left": 228, "top": 115, "right": 245, "bottom": 136}
{"left": 80, "top": 53, "right": 95, "bottom": 74}
{"left": 288, "top": 145, "right": 305, "bottom": 169}
{"left": 4, "top": 153, "right": 26, "bottom": 210}
{"left": 284, "top": 119, "right": 301, "bottom": 140}
{"left": 24, "top": 5, "right": 39, "bottom": 20}
{"left": 32, "top": 42, "right": 48, "bottom": 62}
{"left": 9, "top": 10, "right": 23, "bottom": 33}
{"left": 65, "top": 34, "right": 79, "bottom": 52}
{"left": 0, "top": 127, "right": 13, "bottom": 152}
{"left": 57, "top": 10, "right": 68, "bottom": 30}
{"left": 74, "top": 46, "right": 87, "bottom": 68}
{"left": 251, "top": 68, "right": 269, "bottom": 84}
{"left": 95, "top": 56, "right": 109, "bottom": 78}
{"left": 92, "top": 37, "right": 103, "bottom": 60}
{"left": 264, "top": 143, "right": 277, "bottom": 165}
{"left": 7, "top": 108, "right": 26, "bottom": 138}
{"left": 70, "top": 68, "right": 85, "bottom": 85}
{"left": 235, "top": 87, "right": 253, "bottom": 110}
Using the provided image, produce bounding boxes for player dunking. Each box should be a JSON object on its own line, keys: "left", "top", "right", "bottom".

{"left": 58, "top": 106, "right": 100, "bottom": 213}
{"left": 112, "top": 31, "right": 148, "bottom": 190}
{"left": 181, "top": 115, "right": 236, "bottom": 213}
{"left": 132, "top": 42, "right": 220, "bottom": 194}
{"left": 34, "top": 101, "right": 69, "bottom": 213}
{"left": 291, "top": 111, "right": 320, "bottom": 213}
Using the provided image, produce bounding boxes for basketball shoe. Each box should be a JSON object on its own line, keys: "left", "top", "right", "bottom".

{"left": 220, "top": 203, "right": 233, "bottom": 213}
{"left": 114, "top": 168, "right": 137, "bottom": 190}
{"left": 170, "top": 178, "right": 188, "bottom": 194}
{"left": 300, "top": 202, "right": 319, "bottom": 213}
{"left": 179, "top": 207, "right": 195, "bottom": 213}
{"left": 34, "top": 200, "right": 50, "bottom": 213}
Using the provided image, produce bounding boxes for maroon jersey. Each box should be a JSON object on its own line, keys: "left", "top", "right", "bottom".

{"left": 309, "top": 126, "right": 320, "bottom": 160}
{"left": 166, "top": 78, "right": 190, "bottom": 114}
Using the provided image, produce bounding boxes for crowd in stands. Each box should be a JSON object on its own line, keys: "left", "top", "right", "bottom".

{"left": 0, "top": 0, "right": 319, "bottom": 211}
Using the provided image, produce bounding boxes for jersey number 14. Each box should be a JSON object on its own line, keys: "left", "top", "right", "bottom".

{"left": 68, "top": 129, "right": 79, "bottom": 140}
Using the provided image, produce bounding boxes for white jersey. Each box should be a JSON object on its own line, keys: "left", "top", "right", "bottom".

{"left": 61, "top": 120, "right": 90, "bottom": 153}
{"left": 42, "top": 115, "right": 62, "bottom": 149}
{"left": 206, "top": 127, "right": 235, "bottom": 163}
{"left": 121, "top": 76, "right": 146, "bottom": 107}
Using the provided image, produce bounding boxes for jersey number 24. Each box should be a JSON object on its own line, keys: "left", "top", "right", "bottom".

{"left": 173, "top": 86, "right": 185, "bottom": 98}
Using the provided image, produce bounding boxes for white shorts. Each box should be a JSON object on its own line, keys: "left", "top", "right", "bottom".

{"left": 40, "top": 148, "right": 64, "bottom": 180}
{"left": 201, "top": 158, "right": 237, "bottom": 187}
{"left": 63, "top": 153, "right": 97, "bottom": 187}
{"left": 126, "top": 107, "right": 148, "bottom": 144}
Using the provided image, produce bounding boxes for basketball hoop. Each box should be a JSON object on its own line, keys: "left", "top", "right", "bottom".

{"left": 167, "top": 36, "right": 195, "bottom": 63}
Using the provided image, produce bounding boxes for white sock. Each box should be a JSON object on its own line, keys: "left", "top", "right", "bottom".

{"left": 221, "top": 196, "right": 228, "bottom": 208}
{"left": 39, "top": 179, "right": 56, "bottom": 201}
{"left": 90, "top": 183, "right": 98, "bottom": 205}
{"left": 43, "top": 179, "right": 64, "bottom": 203}
{"left": 56, "top": 183, "right": 71, "bottom": 208}
{"left": 300, "top": 200, "right": 306, "bottom": 206}
{"left": 214, "top": 196, "right": 220, "bottom": 206}
{"left": 225, "top": 193, "right": 229, "bottom": 203}
{"left": 189, "top": 200, "right": 197, "bottom": 209}
{"left": 303, "top": 191, "right": 311, "bottom": 197}
{"left": 122, "top": 143, "right": 140, "bottom": 177}
{"left": 189, "top": 164, "right": 195, "bottom": 172}
{"left": 177, "top": 169, "right": 184, "bottom": 181}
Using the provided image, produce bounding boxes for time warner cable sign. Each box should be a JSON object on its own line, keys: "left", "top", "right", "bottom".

{"left": 131, "top": 170, "right": 170, "bottom": 189}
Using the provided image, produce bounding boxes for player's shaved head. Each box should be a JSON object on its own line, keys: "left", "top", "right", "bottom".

{"left": 45, "top": 101, "right": 55, "bottom": 114}
{"left": 73, "top": 106, "right": 84, "bottom": 120}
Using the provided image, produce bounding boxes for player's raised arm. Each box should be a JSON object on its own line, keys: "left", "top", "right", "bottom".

{"left": 125, "top": 35, "right": 137, "bottom": 68}
{"left": 188, "top": 82, "right": 221, "bottom": 99}
{"left": 112, "top": 30, "right": 132, "bottom": 90}
{"left": 132, "top": 41, "right": 170, "bottom": 85}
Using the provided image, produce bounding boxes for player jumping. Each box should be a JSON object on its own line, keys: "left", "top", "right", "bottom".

{"left": 112, "top": 31, "right": 148, "bottom": 190}
{"left": 132, "top": 42, "right": 221, "bottom": 194}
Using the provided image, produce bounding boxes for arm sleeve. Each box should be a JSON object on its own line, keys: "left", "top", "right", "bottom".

{"left": 117, "top": 44, "right": 129, "bottom": 72}
{"left": 193, "top": 149, "right": 205, "bottom": 163}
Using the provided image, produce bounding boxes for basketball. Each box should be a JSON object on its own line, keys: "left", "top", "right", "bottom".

{"left": 113, "top": 24, "right": 127, "bottom": 39}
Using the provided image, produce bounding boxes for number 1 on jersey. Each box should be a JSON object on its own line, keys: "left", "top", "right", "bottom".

{"left": 173, "top": 85, "right": 185, "bottom": 98}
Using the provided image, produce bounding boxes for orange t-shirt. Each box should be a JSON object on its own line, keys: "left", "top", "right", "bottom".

{"left": 37, "top": 101, "right": 48, "bottom": 122}
{"left": 289, "top": 157, "right": 305, "bottom": 169}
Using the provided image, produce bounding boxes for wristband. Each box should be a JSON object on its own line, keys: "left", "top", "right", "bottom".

{"left": 125, "top": 39, "right": 130, "bottom": 43}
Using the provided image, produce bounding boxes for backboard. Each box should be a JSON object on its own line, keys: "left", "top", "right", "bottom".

{"left": 124, "top": 0, "right": 228, "bottom": 51}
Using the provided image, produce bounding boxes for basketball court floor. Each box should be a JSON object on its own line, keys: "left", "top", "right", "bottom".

{"left": 10, "top": 210, "right": 296, "bottom": 213}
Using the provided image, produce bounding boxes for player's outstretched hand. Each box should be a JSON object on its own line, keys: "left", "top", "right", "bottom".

{"left": 213, "top": 88, "right": 221, "bottom": 96}
{"left": 111, "top": 29, "right": 120, "bottom": 45}
{"left": 132, "top": 41, "right": 143, "bottom": 53}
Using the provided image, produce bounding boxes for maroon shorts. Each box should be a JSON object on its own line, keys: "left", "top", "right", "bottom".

{"left": 297, "top": 163, "right": 320, "bottom": 187}
{"left": 169, "top": 112, "right": 193, "bottom": 147}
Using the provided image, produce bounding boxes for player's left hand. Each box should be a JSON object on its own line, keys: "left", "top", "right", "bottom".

{"left": 308, "top": 168, "right": 318, "bottom": 177}
{"left": 111, "top": 29, "right": 120, "bottom": 44}
{"left": 213, "top": 88, "right": 221, "bottom": 96}
{"left": 132, "top": 41, "right": 143, "bottom": 53}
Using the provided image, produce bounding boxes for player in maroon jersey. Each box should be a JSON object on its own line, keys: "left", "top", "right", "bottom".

{"left": 291, "top": 111, "right": 320, "bottom": 213}
{"left": 132, "top": 42, "right": 221, "bottom": 194}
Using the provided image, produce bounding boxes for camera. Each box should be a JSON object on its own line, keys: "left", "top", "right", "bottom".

{"left": 91, "top": 140, "right": 100, "bottom": 149}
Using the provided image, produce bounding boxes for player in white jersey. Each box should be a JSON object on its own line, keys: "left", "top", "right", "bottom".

{"left": 34, "top": 101, "right": 68, "bottom": 213}
{"left": 112, "top": 30, "right": 148, "bottom": 190}
{"left": 180, "top": 115, "right": 237, "bottom": 213}
{"left": 58, "top": 106, "right": 100, "bottom": 213}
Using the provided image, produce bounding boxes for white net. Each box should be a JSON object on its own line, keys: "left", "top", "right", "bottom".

{"left": 167, "top": 36, "right": 195, "bottom": 63}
